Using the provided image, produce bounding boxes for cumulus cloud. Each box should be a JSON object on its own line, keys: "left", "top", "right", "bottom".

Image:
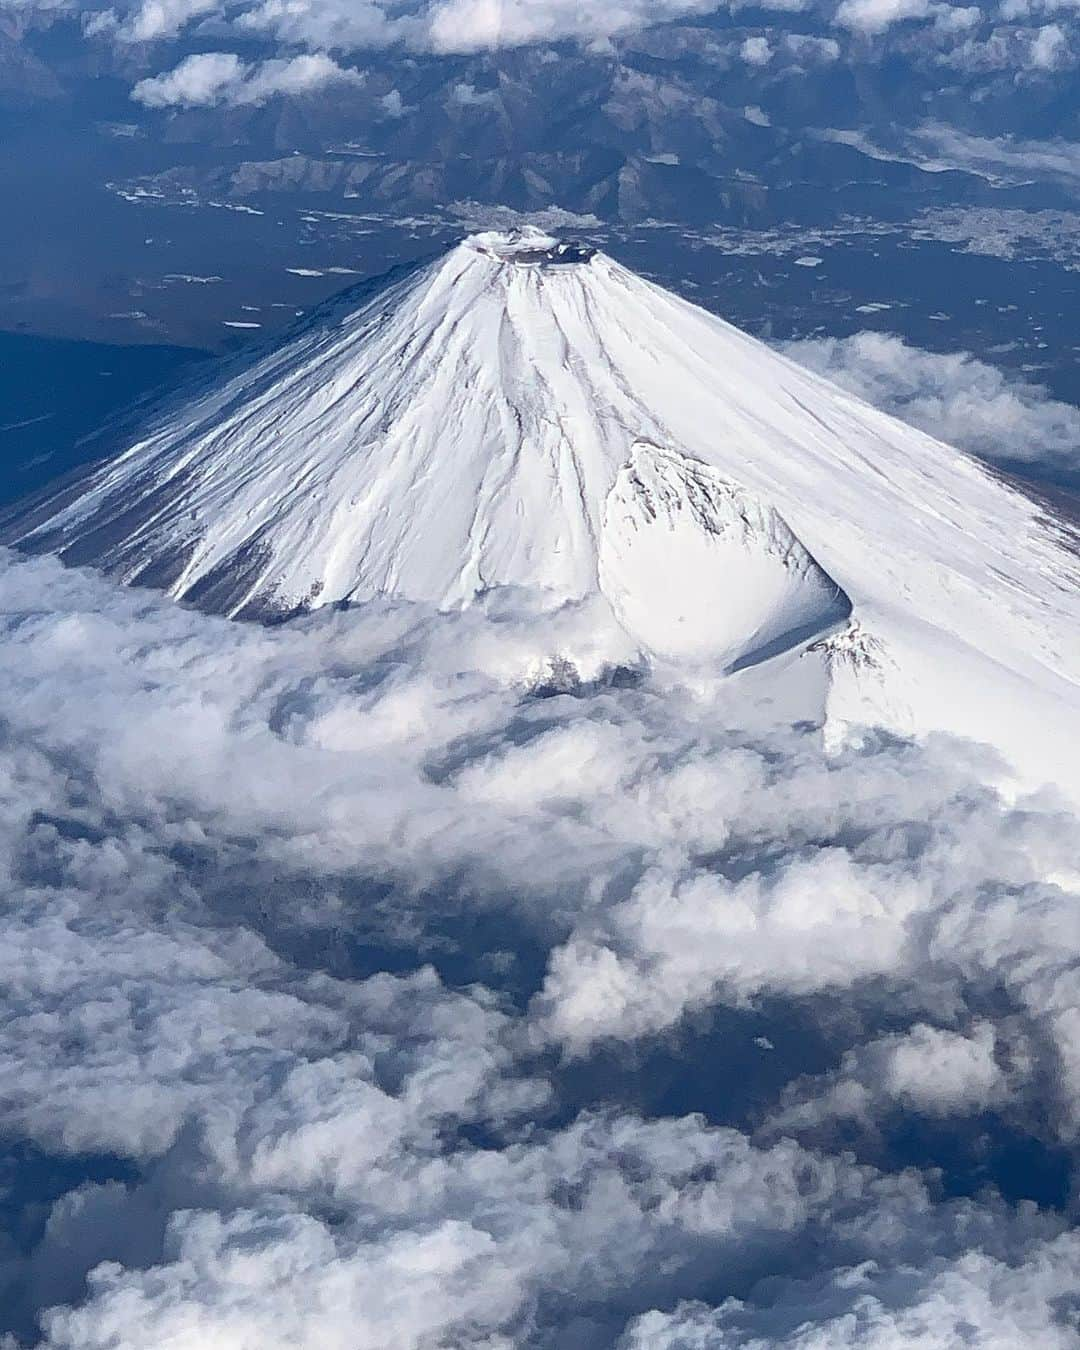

{"left": 90, "top": 0, "right": 735, "bottom": 53}
{"left": 766, "top": 1020, "right": 1009, "bottom": 1139}
{"left": 88, "top": 0, "right": 217, "bottom": 41}
{"left": 1028, "top": 18, "right": 1070, "bottom": 63}
{"left": 4, "top": 0, "right": 1076, "bottom": 96}
{"left": 739, "top": 32, "right": 773, "bottom": 60}
{"left": 1003, "top": 0, "right": 1080, "bottom": 17}
{"left": 822, "top": 0, "right": 1080, "bottom": 64}
{"left": 620, "top": 1237, "right": 1080, "bottom": 1348}
{"left": 834, "top": 0, "right": 932, "bottom": 34}
{"left": 130, "top": 50, "right": 363, "bottom": 107}
{"left": 424, "top": 0, "right": 728, "bottom": 52}
{"left": 780, "top": 330, "right": 1080, "bottom": 470}
{"left": 831, "top": 0, "right": 992, "bottom": 35}
{"left": 1, "top": 547, "right": 1080, "bottom": 1345}
{"left": 782, "top": 30, "right": 841, "bottom": 57}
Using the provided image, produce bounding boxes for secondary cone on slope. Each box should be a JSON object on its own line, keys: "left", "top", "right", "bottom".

{"left": 3, "top": 228, "right": 1080, "bottom": 798}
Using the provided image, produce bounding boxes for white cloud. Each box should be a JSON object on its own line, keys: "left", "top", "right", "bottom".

{"left": 7, "top": 0, "right": 1077, "bottom": 90}
{"left": 1029, "top": 19, "right": 1070, "bottom": 63}
{"left": 1002, "top": 0, "right": 1080, "bottom": 17}
{"left": 740, "top": 32, "right": 773, "bottom": 61}
{"left": 834, "top": 0, "right": 932, "bottom": 34}
{"left": 767, "top": 1021, "right": 1008, "bottom": 1137}
{"left": 783, "top": 31, "right": 842, "bottom": 58}
{"left": 780, "top": 330, "right": 1080, "bottom": 469}
{"left": 131, "top": 49, "right": 241, "bottom": 105}
{"left": 131, "top": 50, "right": 363, "bottom": 107}
{"left": 94, "top": 0, "right": 736, "bottom": 54}
{"left": 933, "top": 2, "right": 980, "bottom": 29}
{"left": 119, "top": 0, "right": 217, "bottom": 40}
{"left": 831, "top": 0, "right": 1074, "bottom": 46}
{"left": 42, "top": 1211, "right": 530, "bottom": 1349}
{"left": 847, "top": 1021, "right": 1005, "bottom": 1113}
{"left": 81, "top": 0, "right": 214, "bottom": 40}
{"left": 425, "top": 0, "right": 725, "bottom": 52}
{"left": 0, "top": 548, "right": 1079, "bottom": 1343}
{"left": 620, "top": 1237, "right": 1080, "bottom": 1348}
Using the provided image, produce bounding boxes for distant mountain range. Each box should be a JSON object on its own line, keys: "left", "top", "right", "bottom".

{"left": 3, "top": 15, "right": 1078, "bottom": 229}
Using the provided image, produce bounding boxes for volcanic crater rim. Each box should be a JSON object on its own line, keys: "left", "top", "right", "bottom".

{"left": 465, "top": 230, "right": 597, "bottom": 267}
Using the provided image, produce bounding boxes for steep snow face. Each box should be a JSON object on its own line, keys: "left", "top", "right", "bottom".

{"left": 598, "top": 441, "right": 851, "bottom": 668}
{"left": 4, "top": 227, "right": 1080, "bottom": 797}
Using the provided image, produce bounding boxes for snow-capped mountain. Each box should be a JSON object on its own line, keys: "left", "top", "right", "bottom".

{"left": 4, "top": 229, "right": 1080, "bottom": 798}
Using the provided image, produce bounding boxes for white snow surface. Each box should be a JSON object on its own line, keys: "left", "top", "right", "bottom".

{"left": 6, "top": 228, "right": 1080, "bottom": 797}
{"left": 598, "top": 440, "right": 850, "bottom": 668}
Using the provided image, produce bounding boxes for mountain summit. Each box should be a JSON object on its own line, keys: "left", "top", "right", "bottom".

{"left": 4, "top": 228, "right": 1080, "bottom": 794}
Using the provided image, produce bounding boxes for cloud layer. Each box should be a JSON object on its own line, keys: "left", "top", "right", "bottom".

{"left": 88, "top": 0, "right": 734, "bottom": 53}
{"left": 0, "top": 0, "right": 1068, "bottom": 108}
{"left": 1, "top": 545, "right": 1080, "bottom": 1345}
{"left": 782, "top": 330, "right": 1080, "bottom": 472}
{"left": 131, "top": 50, "right": 363, "bottom": 106}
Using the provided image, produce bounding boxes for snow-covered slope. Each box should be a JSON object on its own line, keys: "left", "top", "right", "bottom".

{"left": 598, "top": 440, "right": 851, "bottom": 668}
{"left": 4, "top": 229, "right": 1080, "bottom": 797}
